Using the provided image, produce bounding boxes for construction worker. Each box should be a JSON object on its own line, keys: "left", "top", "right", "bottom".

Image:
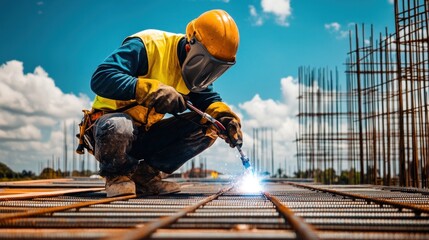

{"left": 89, "top": 9, "right": 242, "bottom": 197}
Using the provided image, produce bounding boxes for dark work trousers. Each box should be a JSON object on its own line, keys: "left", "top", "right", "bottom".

{"left": 92, "top": 111, "right": 216, "bottom": 177}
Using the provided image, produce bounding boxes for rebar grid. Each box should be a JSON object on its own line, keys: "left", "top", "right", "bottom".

{"left": 0, "top": 179, "right": 428, "bottom": 239}
{"left": 296, "top": 0, "right": 429, "bottom": 188}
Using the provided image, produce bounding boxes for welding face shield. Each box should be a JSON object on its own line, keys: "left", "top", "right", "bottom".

{"left": 181, "top": 38, "right": 235, "bottom": 92}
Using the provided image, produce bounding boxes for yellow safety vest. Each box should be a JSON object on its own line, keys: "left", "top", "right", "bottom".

{"left": 92, "top": 30, "right": 189, "bottom": 129}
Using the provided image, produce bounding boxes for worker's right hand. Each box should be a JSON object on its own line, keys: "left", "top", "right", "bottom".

{"left": 147, "top": 85, "right": 186, "bottom": 114}
{"left": 135, "top": 79, "right": 186, "bottom": 114}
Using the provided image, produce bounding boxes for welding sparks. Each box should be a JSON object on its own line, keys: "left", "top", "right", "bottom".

{"left": 236, "top": 170, "right": 263, "bottom": 193}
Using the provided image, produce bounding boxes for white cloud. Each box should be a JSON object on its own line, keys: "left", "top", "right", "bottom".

{"left": 36, "top": 1, "right": 44, "bottom": 14}
{"left": 261, "top": 0, "right": 291, "bottom": 26}
{"left": 388, "top": 0, "right": 394, "bottom": 4}
{"left": 249, "top": 0, "right": 292, "bottom": 27}
{"left": 348, "top": 22, "right": 356, "bottom": 28}
{"left": 249, "top": 5, "right": 264, "bottom": 26}
{"left": 325, "top": 22, "right": 350, "bottom": 39}
{"left": 325, "top": 22, "right": 341, "bottom": 32}
{"left": 0, "top": 60, "right": 92, "bottom": 173}
{"left": 0, "top": 125, "right": 41, "bottom": 141}
{"left": 364, "top": 39, "right": 371, "bottom": 45}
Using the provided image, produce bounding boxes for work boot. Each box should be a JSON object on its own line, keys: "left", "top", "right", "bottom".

{"left": 105, "top": 176, "right": 136, "bottom": 197}
{"left": 132, "top": 161, "right": 181, "bottom": 196}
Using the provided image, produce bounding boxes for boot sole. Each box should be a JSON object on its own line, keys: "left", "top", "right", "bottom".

{"left": 105, "top": 181, "right": 136, "bottom": 198}
{"left": 106, "top": 192, "right": 135, "bottom": 198}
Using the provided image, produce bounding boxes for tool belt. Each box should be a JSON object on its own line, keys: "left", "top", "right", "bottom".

{"left": 75, "top": 109, "right": 104, "bottom": 155}
{"left": 76, "top": 101, "right": 153, "bottom": 155}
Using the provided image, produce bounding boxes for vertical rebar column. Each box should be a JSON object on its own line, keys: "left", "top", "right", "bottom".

{"left": 394, "top": 0, "right": 407, "bottom": 186}
{"left": 353, "top": 24, "right": 366, "bottom": 184}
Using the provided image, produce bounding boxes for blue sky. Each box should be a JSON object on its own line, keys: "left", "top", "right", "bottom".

{"left": 0, "top": 0, "right": 395, "bottom": 174}
{"left": 0, "top": 0, "right": 394, "bottom": 104}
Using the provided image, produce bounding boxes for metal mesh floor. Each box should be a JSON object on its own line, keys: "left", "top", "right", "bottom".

{"left": 0, "top": 178, "right": 428, "bottom": 239}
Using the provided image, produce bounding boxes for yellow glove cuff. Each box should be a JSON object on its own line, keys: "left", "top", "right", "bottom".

{"left": 203, "top": 102, "right": 241, "bottom": 124}
{"left": 135, "top": 77, "right": 162, "bottom": 105}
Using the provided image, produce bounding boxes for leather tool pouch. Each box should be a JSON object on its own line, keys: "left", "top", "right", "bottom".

{"left": 75, "top": 109, "right": 103, "bottom": 155}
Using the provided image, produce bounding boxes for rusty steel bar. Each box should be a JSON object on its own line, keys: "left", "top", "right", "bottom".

{"left": 395, "top": 0, "right": 406, "bottom": 187}
{"left": 0, "top": 193, "right": 135, "bottom": 223}
{"left": 355, "top": 23, "right": 365, "bottom": 184}
{"left": 0, "top": 187, "right": 104, "bottom": 201}
{"left": 0, "top": 178, "right": 72, "bottom": 186}
{"left": 263, "top": 191, "right": 320, "bottom": 240}
{"left": 288, "top": 182, "right": 429, "bottom": 216}
{"left": 104, "top": 186, "right": 233, "bottom": 240}
{"left": 1, "top": 181, "right": 429, "bottom": 239}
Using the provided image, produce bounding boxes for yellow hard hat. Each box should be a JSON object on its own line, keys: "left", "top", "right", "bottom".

{"left": 186, "top": 9, "right": 239, "bottom": 62}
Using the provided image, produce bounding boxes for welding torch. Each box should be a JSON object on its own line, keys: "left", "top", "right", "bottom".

{"left": 186, "top": 101, "right": 253, "bottom": 171}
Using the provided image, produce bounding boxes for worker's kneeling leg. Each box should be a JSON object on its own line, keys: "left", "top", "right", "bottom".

{"left": 93, "top": 113, "right": 139, "bottom": 177}
{"left": 137, "top": 112, "right": 217, "bottom": 174}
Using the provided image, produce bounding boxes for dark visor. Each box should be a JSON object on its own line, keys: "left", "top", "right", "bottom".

{"left": 182, "top": 38, "right": 235, "bottom": 92}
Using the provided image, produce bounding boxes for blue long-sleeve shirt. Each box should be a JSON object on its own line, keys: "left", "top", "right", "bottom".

{"left": 90, "top": 37, "right": 222, "bottom": 111}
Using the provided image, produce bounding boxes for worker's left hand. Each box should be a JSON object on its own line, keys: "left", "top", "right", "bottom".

{"left": 218, "top": 116, "right": 243, "bottom": 148}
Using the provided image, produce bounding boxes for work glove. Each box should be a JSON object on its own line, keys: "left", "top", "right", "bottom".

{"left": 135, "top": 78, "right": 186, "bottom": 114}
{"left": 218, "top": 116, "right": 243, "bottom": 148}
{"left": 203, "top": 102, "right": 243, "bottom": 148}
{"left": 146, "top": 85, "right": 186, "bottom": 114}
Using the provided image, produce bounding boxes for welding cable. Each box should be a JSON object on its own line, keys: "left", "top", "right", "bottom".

{"left": 174, "top": 101, "right": 232, "bottom": 144}
{"left": 185, "top": 100, "right": 226, "bottom": 133}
